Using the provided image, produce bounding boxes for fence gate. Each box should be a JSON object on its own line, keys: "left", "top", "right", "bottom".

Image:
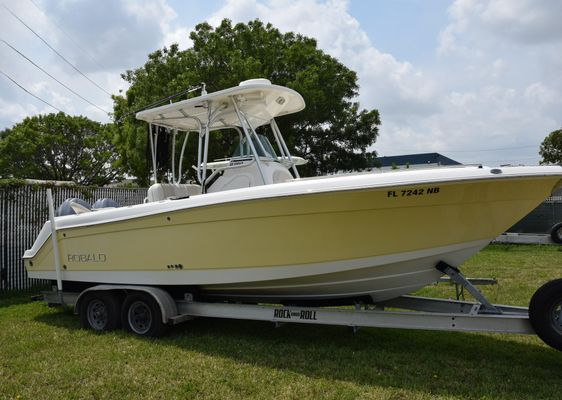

{"left": 0, "top": 184, "right": 147, "bottom": 292}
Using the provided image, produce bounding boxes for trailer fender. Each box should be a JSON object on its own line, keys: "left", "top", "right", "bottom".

{"left": 74, "top": 285, "right": 178, "bottom": 324}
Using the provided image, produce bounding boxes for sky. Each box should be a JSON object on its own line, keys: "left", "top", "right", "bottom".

{"left": 0, "top": 0, "right": 561, "bottom": 166}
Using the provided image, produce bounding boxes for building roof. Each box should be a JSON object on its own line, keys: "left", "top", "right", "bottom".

{"left": 375, "top": 153, "right": 461, "bottom": 168}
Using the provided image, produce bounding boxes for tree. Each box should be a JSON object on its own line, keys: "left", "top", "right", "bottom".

{"left": 540, "top": 129, "right": 562, "bottom": 165}
{"left": 0, "top": 113, "right": 123, "bottom": 186}
{"left": 113, "top": 19, "right": 380, "bottom": 185}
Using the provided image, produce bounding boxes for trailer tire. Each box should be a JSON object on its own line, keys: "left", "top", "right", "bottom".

{"left": 122, "top": 293, "right": 169, "bottom": 337}
{"left": 79, "top": 292, "right": 122, "bottom": 332}
{"left": 529, "top": 279, "right": 562, "bottom": 351}
{"left": 550, "top": 223, "right": 562, "bottom": 244}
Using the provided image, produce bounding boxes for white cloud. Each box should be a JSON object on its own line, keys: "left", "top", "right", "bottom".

{"left": 123, "top": 0, "right": 176, "bottom": 24}
{"left": 430, "top": 0, "right": 562, "bottom": 164}
{"left": 0, "top": 98, "right": 38, "bottom": 124}
{"left": 206, "top": 0, "right": 562, "bottom": 166}
{"left": 2, "top": 0, "right": 561, "bottom": 168}
{"left": 376, "top": 83, "right": 556, "bottom": 165}
{"left": 162, "top": 26, "right": 193, "bottom": 50}
{"left": 0, "top": 0, "right": 188, "bottom": 129}
{"left": 439, "top": 0, "right": 562, "bottom": 52}
{"left": 209, "top": 0, "right": 437, "bottom": 115}
{"left": 480, "top": 0, "right": 562, "bottom": 44}
{"left": 122, "top": 0, "right": 193, "bottom": 50}
{"left": 40, "top": 0, "right": 173, "bottom": 72}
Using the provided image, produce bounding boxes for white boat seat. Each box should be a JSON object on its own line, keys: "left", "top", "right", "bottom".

{"left": 146, "top": 183, "right": 202, "bottom": 202}
{"left": 69, "top": 201, "right": 93, "bottom": 214}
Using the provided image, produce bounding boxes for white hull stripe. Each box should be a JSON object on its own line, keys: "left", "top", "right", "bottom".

{"left": 28, "top": 239, "right": 489, "bottom": 286}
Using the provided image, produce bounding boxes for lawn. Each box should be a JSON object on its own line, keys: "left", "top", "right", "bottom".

{"left": 1, "top": 244, "right": 561, "bottom": 400}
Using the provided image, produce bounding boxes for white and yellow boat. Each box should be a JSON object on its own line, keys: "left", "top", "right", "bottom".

{"left": 23, "top": 79, "right": 562, "bottom": 305}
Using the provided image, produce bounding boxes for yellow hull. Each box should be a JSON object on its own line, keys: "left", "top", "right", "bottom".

{"left": 25, "top": 173, "right": 561, "bottom": 302}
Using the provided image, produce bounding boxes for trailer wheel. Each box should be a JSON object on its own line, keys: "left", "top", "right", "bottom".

{"left": 122, "top": 293, "right": 168, "bottom": 337}
{"left": 529, "top": 279, "right": 562, "bottom": 351}
{"left": 79, "top": 292, "right": 121, "bottom": 332}
{"left": 550, "top": 223, "right": 562, "bottom": 244}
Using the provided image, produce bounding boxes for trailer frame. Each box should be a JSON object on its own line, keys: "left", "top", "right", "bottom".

{"left": 42, "top": 286, "right": 535, "bottom": 336}
{"left": 39, "top": 261, "right": 562, "bottom": 351}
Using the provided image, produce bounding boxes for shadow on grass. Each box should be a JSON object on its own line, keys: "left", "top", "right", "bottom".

{"left": 0, "top": 288, "right": 47, "bottom": 308}
{"left": 35, "top": 306, "right": 562, "bottom": 400}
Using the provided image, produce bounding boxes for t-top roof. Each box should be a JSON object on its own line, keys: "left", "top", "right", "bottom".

{"left": 136, "top": 79, "right": 305, "bottom": 131}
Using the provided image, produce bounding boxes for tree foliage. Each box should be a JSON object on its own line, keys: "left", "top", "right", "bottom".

{"left": 539, "top": 129, "right": 562, "bottom": 165}
{"left": 0, "top": 113, "right": 123, "bottom": 185}
{"left": 113, "top": 19, "right": 380, "bottom": 185}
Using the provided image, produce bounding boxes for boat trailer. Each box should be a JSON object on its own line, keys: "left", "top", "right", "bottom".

{"left": 40, "top": 263, "right": 562, "bottom": 352}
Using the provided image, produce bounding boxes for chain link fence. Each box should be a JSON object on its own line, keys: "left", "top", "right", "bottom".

{"left": 0, "top": 183, "right": 147, "bottom": 292}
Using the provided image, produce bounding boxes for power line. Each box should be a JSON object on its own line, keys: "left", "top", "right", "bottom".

{"left": 0, "top": 68, "right": 64, "bottom": 113}
{"left": 443, "top": 144, "right": 538, "bottom": 153}
{"left": 27, "top": 0, "right": 107, "bottom": 72}
{"left": 2, "top": 4, "right": 111, "bottom": 96}
{"left": 1, "top": 38, "right": 110, "bottom": 115}
{"left": 470, "top": 156, "right": 539, "bottom": 164}
{"left": 383, "top": 144, "right": 539, "bottom": 155}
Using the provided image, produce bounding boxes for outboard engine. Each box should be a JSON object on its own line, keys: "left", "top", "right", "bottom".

{"left": 93, "top": 198, "right": 121, "bottom": 209}
{"left": 56, "top": 198, "right": 92, "bottom": 216}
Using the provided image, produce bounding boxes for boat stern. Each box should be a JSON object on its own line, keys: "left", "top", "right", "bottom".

{"left": 23, "top": 221, "right": 56, "bottom": 280}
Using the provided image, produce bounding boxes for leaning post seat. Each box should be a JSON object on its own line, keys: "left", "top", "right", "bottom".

{"left": 146, "top": 183, "right": 202, "bottom": 202}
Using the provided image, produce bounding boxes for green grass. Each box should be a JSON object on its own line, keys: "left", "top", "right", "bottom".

{"left": 1, "top": 244, "right": 561, "bottom": 400}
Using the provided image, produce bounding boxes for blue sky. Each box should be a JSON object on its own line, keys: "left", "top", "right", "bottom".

{"left": 1, "top": 0, "right": 561, "bottom": 167}
{"left": 349, "top": 0, "right": 451, "bottom": 64}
